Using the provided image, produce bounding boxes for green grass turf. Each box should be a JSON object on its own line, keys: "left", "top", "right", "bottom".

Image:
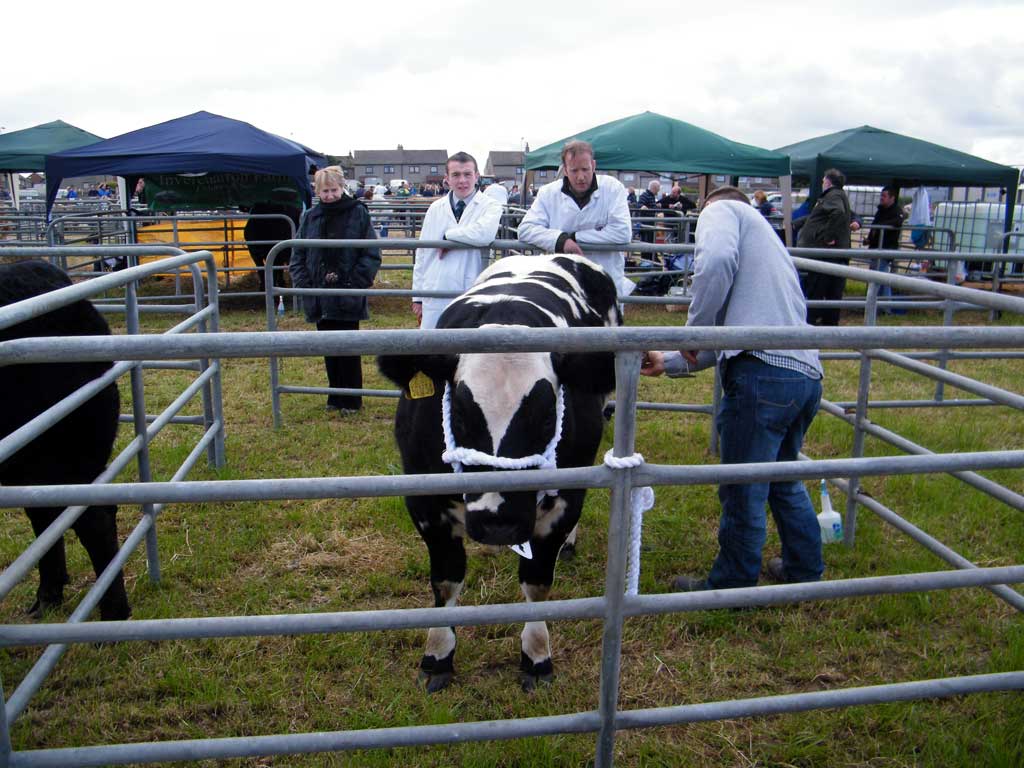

{"left": 1, "top": 262, "right": 1021, "bottom": 766}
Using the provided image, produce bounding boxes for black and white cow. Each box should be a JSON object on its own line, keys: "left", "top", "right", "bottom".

{"left": 0, "top": 260, "right": 130, "bottom": 621}
{"left": 378, "top": 254, "right": 620, "bottom": 692}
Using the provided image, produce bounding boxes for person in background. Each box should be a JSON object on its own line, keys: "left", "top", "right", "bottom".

{"left": 626, "top": 186, "right": 637, "bottom": 206}
{"left": 662, "top": 183, "right": 697, "bottom": 215}
{"left": 66, "top": 186, "right": 78, "bottom": 200}
{"left": 413, "top": 151, "right": 502, "bottom": 329}
{"left": 752, "top": 189, "right": 773, "bottom": 218}
{"left": 638, "top": 179, "right": 660, "bottom": 209}
{"left": 289, "top": 166, "right": 381, "bottom": 414}
{"left": 865, "top": 185, "right": 905, "bottom": 312}
{"left": 635, "top": 179, "right": 662, "bottom": 245}
{"left": 797, "top": 168, "right": 853, "bottom": 326}
{"left": 641, "top": 185, "right": 824, "bottom": 592}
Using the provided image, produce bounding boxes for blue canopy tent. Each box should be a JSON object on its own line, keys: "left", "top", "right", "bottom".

{"left": 44, "top": 111, "right": 326, "bottom": 213}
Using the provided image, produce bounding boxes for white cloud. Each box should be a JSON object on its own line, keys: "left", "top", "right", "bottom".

{"left": 4, "top": 0, "right": 1022, "bottom": 175}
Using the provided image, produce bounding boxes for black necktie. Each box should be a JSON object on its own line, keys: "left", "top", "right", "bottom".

{"left": 454, "top": 199, "right": 466, "bottom": 222}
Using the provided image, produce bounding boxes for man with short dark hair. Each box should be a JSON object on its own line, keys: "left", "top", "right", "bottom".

{"left": 642, "top": 185, "right": 825, "bottom": 592}
{"left": 413, "top": 152, "right": 502, "bottom": 329}
{"left": 798, "top": 168, "right": 853, "bottom": 326}
{"left": 518, "top": 139, "right": 632, "bottom": 296}
{"left": 865, "top": 186, "right": 905, "bottom": 313}
{"left": 866, "top": 186, "right": 904, "bottom": 251}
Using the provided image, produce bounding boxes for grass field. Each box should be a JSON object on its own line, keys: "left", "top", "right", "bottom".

{"left": 1, "top": 262, "right": 1022, "bottom": 767}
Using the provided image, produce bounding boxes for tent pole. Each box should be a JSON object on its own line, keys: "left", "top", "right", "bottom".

{"left": 117, "top": 176, "right": 131, "bottom": 248}
{"left": 1003, "top": 170, "right": 1020, "bottom": 258}
{"left": 697, "top": 174, "right": 710, "bottom": 207}
{"left": 10, "top": 173, "right": 20, "bottom": 212}
{"left": 780, "top": 175, "right": 793, "bottom": 247}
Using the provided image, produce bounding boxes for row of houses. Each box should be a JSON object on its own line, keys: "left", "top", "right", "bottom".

{"left": 330, "top": 146, "right": 781, "bottom": 193}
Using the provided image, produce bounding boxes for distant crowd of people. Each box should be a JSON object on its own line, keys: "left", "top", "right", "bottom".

{"left": 62, "top": 183, "right": 117, "bottom": 200}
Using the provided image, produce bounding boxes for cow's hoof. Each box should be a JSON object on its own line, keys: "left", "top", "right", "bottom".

{"left": 419, "top": 653, "right": 455, "bottom": 693}
{"left": 520, "top": 653, "right": 554, "bottom": 692}
{"left": 99, "top": 602, "right": 131, "bottom": 622}
{"left": 26, "top": 596, "right": 62, "bottom": 620}
{"left": 520, "top": 670, "right": 555, "bottom": 692}
{"left": 418, "top": 669, "right": 454, "bottom": 693}
{"left": 558, "top": 543, "right": 576, "bottom": 562}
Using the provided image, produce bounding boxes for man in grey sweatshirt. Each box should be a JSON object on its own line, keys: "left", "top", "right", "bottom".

{"left": 641, "top": 185, "right": 825, "bottom": 591}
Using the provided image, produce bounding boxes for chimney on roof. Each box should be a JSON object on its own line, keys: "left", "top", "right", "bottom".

{"left": 397, "top": 144, "right": 403, "bottom": 150}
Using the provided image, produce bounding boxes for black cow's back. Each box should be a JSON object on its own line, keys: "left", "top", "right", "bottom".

{"left": 0, "top": 260, "right": 120, "bottom": 484}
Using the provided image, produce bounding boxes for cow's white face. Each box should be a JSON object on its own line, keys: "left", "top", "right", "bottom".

{"left": 450, "top": 346, "right": 559, "bottom": 545}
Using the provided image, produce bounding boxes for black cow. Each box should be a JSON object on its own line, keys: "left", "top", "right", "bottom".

{"left": 378, "top": 255, "right": 621, "bottom": 692}
{"left": 243, "top": 191, "right": 302, "bottom": 292}
{"left": 0, "top": 260, "right": 130, "bottom": 621}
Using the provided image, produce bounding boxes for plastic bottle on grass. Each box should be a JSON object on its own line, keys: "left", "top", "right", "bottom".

{"left": 277, "top": 296, "right": 285, "bottom": 317}
{"left": 817, "top": 480, "right": 843, "bottom": 544}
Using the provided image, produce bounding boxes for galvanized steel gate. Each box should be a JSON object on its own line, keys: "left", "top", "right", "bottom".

{"left": 0, "top": 248, "right": 1022, "bottom": 766}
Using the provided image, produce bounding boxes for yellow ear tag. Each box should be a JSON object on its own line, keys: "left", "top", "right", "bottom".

{"left": 407, "top": 371, "right": 436, "bottom": 399}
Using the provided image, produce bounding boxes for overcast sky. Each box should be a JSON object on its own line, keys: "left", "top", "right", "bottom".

{"left": 5, "top": 0, "right": 1023, "bottom": 174}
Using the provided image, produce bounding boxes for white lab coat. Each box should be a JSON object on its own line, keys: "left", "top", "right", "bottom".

{"left": 517, "top": 175, "right": 633, "bottom": 295}
{"left": 414, "top": 192, "right": 502, "bottom": 328}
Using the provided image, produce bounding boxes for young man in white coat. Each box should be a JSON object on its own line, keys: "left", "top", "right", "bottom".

{"left": 517, "top": 140, "right": 633, "bottom": 297}
{"left": 412, "top": 152, "right": 502, "bottom": 329}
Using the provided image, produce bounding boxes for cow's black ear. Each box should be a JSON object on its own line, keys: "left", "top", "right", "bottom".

{"left": 551, "top": 351, "right": 617, "bottom": 395}
{"left": 377, "top": 354, "right": 458, "bottom": 389}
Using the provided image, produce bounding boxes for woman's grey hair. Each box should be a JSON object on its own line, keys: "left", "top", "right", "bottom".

{"left": 313, "top": 166, "right": 347, "bottom": 196}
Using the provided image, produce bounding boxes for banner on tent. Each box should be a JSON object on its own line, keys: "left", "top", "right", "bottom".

{"left": 143, "top": 173, "right": 303, "bottom": 212}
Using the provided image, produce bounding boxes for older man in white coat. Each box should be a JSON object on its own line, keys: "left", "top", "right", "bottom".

{"left": 413, "top": 152, "right": 502, "bottom": 329}
{"left": 517, "top": 139, "right": 633, "bottom": 297}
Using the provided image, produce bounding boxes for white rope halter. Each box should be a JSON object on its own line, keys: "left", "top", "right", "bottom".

{"left": 441, "top": 381, "right": 565, "bottom": 475}
{"left": 440, "top": 381, "right": 566, "bottom": 559}
{"left": 603, "top": 449, "right": 655, "bottom": 596}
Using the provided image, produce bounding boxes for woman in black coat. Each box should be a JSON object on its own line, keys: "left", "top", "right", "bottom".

{"left": 290, "top": 167, "right": 381, "bottom": 413}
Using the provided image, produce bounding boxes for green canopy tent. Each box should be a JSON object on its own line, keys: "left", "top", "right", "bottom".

{"left": 523, "top": 110, "right": 794, "bottom": 239}
{"left": 524, "top": 110, "right": 790, "bottom": 176}
{"left": 775, "top": 125, "right": 1021, "bottom": 248}
{"left": 0, "top": 120, "right": 104, "bottom": 209}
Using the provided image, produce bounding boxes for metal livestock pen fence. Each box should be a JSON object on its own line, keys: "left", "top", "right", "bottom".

{"left": 3, "top": 199, "right": 1017, "bottom": 297}
{"left": 0, "top": 247, "right": 229, "bottom": 765}
{"left": 0, "top": 245, "right": 1021, "bottom": 765}
{"left": 262, "top": 238, "right": 1024, "bottom": 427}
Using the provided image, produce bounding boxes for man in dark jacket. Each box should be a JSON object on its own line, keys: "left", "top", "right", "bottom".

{"left": 636, "top": 180, "right": 661, "bottom": 244}
{"left": 797, "top": 168, "right": 852, "bottom": 326}
{"left": 865, "top": 185, "right": 905, "bottom": 313}
{"left": 660, "top": 183, "right": 697, "bottom": 215}
{"left": 866, "top": 186, "right": 904, "bottom": 251}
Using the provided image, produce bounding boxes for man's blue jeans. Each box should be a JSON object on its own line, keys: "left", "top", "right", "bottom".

{"left": 707, "top": 355, "right": 824, "bottom": 589}
{"left": 871, "top": 257, "right": 905, "bottom": 314}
